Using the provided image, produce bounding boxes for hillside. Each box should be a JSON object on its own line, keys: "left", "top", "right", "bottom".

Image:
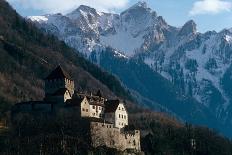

{"left": 0, "top": 0, "right": 135, "bottom": 117}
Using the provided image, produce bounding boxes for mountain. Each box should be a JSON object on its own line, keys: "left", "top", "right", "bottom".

{"left": 28, "top": 2, "right": 232, "bottom": 137}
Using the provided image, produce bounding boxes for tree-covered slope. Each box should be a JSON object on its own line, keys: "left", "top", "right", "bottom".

{"left": 0, "top": 0, "right": 133, "bottom": 116}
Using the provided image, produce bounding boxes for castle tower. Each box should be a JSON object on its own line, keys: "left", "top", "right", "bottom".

{"left": 44, "top": 66, "right": 75, "bottom": 99}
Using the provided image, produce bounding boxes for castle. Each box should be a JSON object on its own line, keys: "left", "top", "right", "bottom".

{"left": 14, "top": 66, "right": 141, "bottom": 151}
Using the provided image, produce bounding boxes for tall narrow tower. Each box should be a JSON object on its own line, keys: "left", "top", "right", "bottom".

{"left": 44, "top": 66, "right": 75, "bottom": 98}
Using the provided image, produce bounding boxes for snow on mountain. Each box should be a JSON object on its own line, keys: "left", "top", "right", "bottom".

{"left": 28, "top": 1, "right": 232, "bottom": 134}
{"left": 28, "top": 16, "right": 48, "bottom": 23}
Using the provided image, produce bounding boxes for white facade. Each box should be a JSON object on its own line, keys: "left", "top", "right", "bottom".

{"left": 80, "top": 97, "right": 104, "bottom": 119}
{"left": 114, "top": 103, "right": 128, "bottom": 128}
{"left": 104, "top": 102, "right": 128, "bottom": 129}
{"left": 63, "top": 89, "right": 72, "bottom": 102}
{"left": 89, "top": 104, "right": 104, "bottom": 118}
{"left": 80, "top": 97, "right": 90, "bottom": 117}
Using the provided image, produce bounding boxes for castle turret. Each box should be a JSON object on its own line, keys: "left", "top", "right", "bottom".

{"left": 44, "top": 66, "right": 74, "bottom": 103}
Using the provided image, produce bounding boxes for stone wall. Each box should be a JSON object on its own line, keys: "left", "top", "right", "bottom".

{"left": 90, "top": 122, "right": 141, "bottom": 151}
{"left": 45, "top": 78, "right": 74, "bottom": 96}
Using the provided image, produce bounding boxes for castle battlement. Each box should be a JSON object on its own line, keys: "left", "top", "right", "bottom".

{"left": 90, "top": 121, "right": 141, "bottom": 151}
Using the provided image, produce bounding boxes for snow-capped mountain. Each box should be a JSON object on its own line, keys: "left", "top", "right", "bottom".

{"left": 28, "top": 1, "right": 232, "bottom": 137}
{"left": 28, "top": 2, "right": 168, "bottom": 57}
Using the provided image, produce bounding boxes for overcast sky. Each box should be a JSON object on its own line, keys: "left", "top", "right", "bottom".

{"left": 6, "top": 0, "right": 232, "bottom": 32}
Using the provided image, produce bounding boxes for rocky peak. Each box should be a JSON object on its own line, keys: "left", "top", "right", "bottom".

{"left": 121, "top": 1, "right": 155, "bottom": 17}
{"left": 120, "top": 1, "right": 157, "bottom": 32}
{"left": 78, "top": 5, "right": 98, "bottom": 15}
{"left": 66, "top": 5, "right": 100, "bottom": 20}
{"left": 131, "top": 1, "right": 149, "bottom": 9}
{"left": 157, "top": 16, "right": 168, "bottom": 28}
{"left": 178, "top": 20, "right": 197, "bottom": 36}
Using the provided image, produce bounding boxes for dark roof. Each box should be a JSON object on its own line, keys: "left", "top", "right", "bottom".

{"left": 96, "top": 90, "right": 102, "bottom": 97}
{"left": 104, "top": 99, "right": 120, "bottom": 113}
{"left": 86, "top": 96, "right": 104, "bottom": 106}
{"left": 45, "top": 66, "right": 72, "bottom": 80}
{"left": 52, "top": 88, "right": 69, "bottom": 96}
{"left": 66, "top": 97, "right": 83, "bottom": 107}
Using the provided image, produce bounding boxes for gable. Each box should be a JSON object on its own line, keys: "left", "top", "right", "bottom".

{"left": 45, "top": 66, "right": 72, "bottom": 80}
{"left": 116, "top": 103, "right": 128, "bottom": 114}
{"left": 81, "top": 97, "right": 89, "bottom": 106}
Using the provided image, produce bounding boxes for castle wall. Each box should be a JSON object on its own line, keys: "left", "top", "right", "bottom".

{"left": 104, "top": 113, "right": 115, "bottom": 125}
{"left": 90, "top": 122, "right": 141, "bottom": 151}
{"left": 45, "top": 79, "right": 65, "bottom": 95}
{"left": 45, "top": 78, "right": 74, "bottom": 97}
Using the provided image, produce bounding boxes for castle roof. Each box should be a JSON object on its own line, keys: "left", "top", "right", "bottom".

{"left": 96, "top": 90, "right": 102, "bottom": 97}
{"left": 66, "top": 97, "right": 84, "bottom": 107}
{"left": 104, "top": 99, "right": 121, "bottom": 113}
{"left": 52, "top": 88, "right": 70, "bottom": 96}
{"left": 45, "top": 66, "right": 72, "bottom": 80}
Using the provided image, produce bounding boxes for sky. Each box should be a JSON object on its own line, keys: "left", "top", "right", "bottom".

{"left": 6, "top": 0, "right": 232, "bottom": 32}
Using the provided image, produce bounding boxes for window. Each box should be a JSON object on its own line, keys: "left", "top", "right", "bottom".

{"left": 124, "top": 115, "right": 126, "bottom": 119}
{"left": 86, "top": 109, "right": 88, "bottom": 112}
{"left": 119, "top": 114, "right": 120, "bottom": 118}
{"left": 99, "top": 107, "right": 101, "bottom": 110}
{"left": 119, "top": 107, "right": 121, "bottom": 110}
{"left": 92, "top": 105, "right": 95, "bottom": 109}
{"left": 93, "top": 113, "right": 95, "bottom": 116}
{"left": 82, "top": 108, "right": 85, "bottom": 111}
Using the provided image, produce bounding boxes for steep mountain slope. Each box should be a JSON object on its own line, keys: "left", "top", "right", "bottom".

{"left": 28, "top": 2, "right": 232, "bottom": 137}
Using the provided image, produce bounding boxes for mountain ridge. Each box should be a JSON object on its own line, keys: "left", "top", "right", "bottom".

{"left": 28, "top": 1, "right": 232, "bottom": 137}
